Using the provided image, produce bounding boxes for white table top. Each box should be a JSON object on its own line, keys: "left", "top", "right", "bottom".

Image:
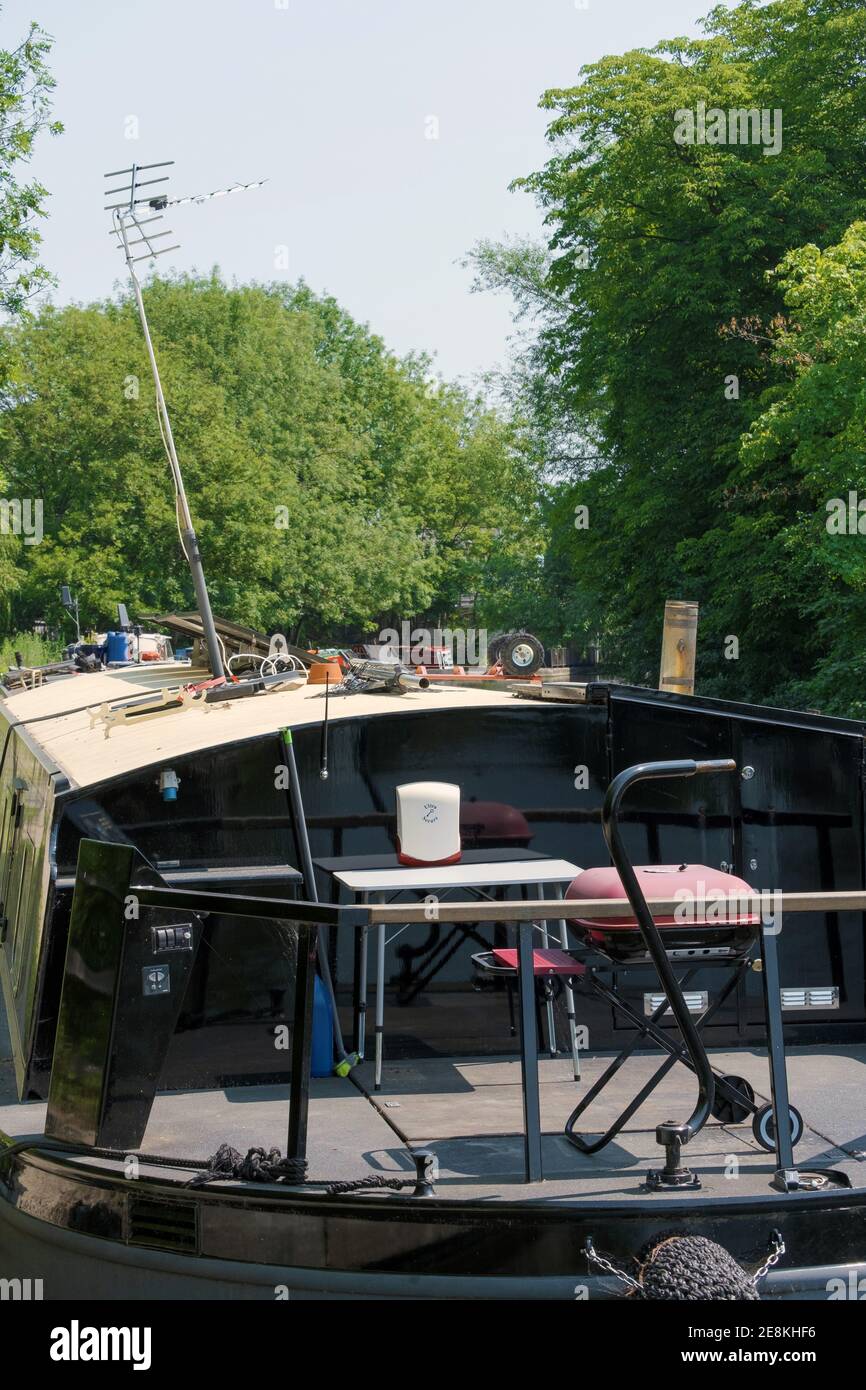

{"left": 334, "top": 858, "right": 582, "bottom": 894}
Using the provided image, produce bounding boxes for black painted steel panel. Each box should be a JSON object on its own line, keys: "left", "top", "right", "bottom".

{"left": 45, "top": 840, "right": 202, "bottom": 1148}
{"left": 11, "top": 686, "right": 866, "bottom": 1097}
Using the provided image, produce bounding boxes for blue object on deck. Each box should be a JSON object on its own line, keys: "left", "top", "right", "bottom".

{"left": 311, "top": 975, "right": 334, "bottom": 1077}
{"left": 106, "top": 631, "right": 129, "bottom": 663}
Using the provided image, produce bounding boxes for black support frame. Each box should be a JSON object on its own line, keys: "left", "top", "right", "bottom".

{"left": 565, "top": 959, "right": 752, "bottom": 1155}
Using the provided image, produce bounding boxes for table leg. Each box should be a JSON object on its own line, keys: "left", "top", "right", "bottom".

{"left": 356, "top": 892, "right": 369, "bottom": 1060}
{"left": 553, "top": 883, "right": 580, "bottom": 1081}
{"left": 538, "top": 887, "right": 558, "bottom": 1058}
{"left": 375, "top": 896, "right": 386, "bottom": 1091}
{"left": 518, "top": 919, "right": 543, "bottom": 1183}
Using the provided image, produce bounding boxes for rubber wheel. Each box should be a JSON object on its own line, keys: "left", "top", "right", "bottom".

{"left": 711, "top": 1074, "right": 755, "bottom": 1124}
{"left": 500, "top": 632, "right": 545, "bottom": 677}
{"left": 486, "top": 633, "right": 506, "bottom": 668}
{"left": 751, "top": 1102, "right": 804, "bottom": 1152}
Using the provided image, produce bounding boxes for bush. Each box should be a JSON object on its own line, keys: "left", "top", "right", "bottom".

{"left": 0, "top": 631, "right": 63, "bottom": 675}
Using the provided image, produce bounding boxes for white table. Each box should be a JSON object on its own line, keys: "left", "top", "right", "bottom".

{"left": 333, "top": 858, "right": 583, "bottom": 1091}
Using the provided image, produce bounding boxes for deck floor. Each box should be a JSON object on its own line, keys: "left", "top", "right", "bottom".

{"left": 3, "top": 995, "right": 865, "bottom": 1200}
{"left": 349, "top": 1048, "right": 866, "bottom": 1200}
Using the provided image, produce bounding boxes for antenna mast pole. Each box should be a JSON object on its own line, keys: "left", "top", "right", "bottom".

{"left": 104, "top": 159, "right": 263, "bottom": 679}
{"left": 113, "top": 214, "right": 224, "bottom": 679}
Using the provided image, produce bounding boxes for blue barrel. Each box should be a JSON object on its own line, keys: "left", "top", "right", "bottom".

{"left": 106, "top": 631, "right": 129, "bottom": 663}
{"left": 311, "top": 975, "right": 334, "bottom": 1077}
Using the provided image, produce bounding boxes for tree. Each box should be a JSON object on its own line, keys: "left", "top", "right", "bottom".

{"left": 470, "top": 0, "right": 866, "bottom": 695}
{"left": 707, "top": 221, "right": 866, "bottom": 715}
{"left": 0, "top": 14, "right": 61, "bottom": 318}
{"left": 0, "top": 10, "right": 61, "bottom": 617}
{"left": 0, "top": 274, "right": 541, "bottom": 642}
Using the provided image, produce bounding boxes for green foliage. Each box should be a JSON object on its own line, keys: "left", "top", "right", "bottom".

{"left": 0, "top": 629, "right": 60, "bottom": 673}
{"left": 0, "top": 10, "right": 61, "bottom": 615}
{"left": 471, "top": 0, "right": 866, "bottom": 706}
{"left": 708, "top": 221, "right": 866, "bottom": 715}
{"left": 0, "top": 274, "right": 541, "bottom": 643}
{"left": 0, "top": 14, "right": 61, "bottom": 319}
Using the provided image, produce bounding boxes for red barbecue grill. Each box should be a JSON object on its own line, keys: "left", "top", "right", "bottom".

{"left": 560, "top": 758, "right": 804, "bottom": 1190}
{"left": 566, "top": 862, "right": 759, "bottom": 963}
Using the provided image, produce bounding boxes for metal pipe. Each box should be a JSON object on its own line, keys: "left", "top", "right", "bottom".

{"left": 600, "top": 757, "right": 736, "bottom": 1142}
{"left": 282, "top": 729, "right": 351, "bottom": 1063}
{"left": 759, "top": 916, "right": 797, "bottom": 1183}
{"left": 286, "top": 918, "right": 316, "bottom": 1176}
{"left": 345, "top": 658, "right": 430, "bottom": 692}
{"left": 395, "top": 671, "right": 430, "bottom": 691}
{"left": 115, "top": 212, "right": 225, "bottom": 679}
{"left": 517, "top": 919, "right": 543, "bottom": 1182}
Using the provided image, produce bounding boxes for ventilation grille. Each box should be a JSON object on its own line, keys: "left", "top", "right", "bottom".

{"left": 128, "top": 1195, "right": 199, "bottom": 1253}
{"left": 781, "top": 986, "right": 839, "bottom": 1011}
{"left": 644, "top": 991, "right": 708, "bottom": 1017}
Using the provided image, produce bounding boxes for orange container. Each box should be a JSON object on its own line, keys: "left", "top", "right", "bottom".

{"left": 307, "top": 659, "right": 342, "bottom": 686}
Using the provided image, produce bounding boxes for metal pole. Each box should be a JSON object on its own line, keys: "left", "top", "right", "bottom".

{"left": 114, "top": 211, "right": 225, "bottom": 679}
{"left": 760, "top": 918, "right": 798, "bottom": 1188}
{"left": 537, "top": 888, "right": 558, "bottom": 1058}
{"left": 287, "top": 919, "right": 317, "bottom": 1175}
{"left": 357, "top": 895, "right": 369, "bottom": 1058}
{"left": 375, "top": 898, "right": 386, "bottom": 1090}
{"left": 552, "top": 882, "right": 580, "bottom": 1080}
{"left": 517, "top": 919, "right": 543, "bottom": 1183}
{"left": 282, "top": 728, "right": 351, "bottom": 1063}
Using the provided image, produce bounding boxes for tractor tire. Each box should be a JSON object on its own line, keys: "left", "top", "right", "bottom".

{"left": 499, "top": 631, "right": 545, "bottom": 677}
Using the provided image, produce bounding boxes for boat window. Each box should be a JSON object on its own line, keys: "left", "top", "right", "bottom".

{"left": 9, "top": 836, "right": 33, "bottom": 986}
{"left": 57, "top": 737, "right": 293, "bottom": 877}
{"left": 0, "top": 785, "right": 20, "bottom": 930}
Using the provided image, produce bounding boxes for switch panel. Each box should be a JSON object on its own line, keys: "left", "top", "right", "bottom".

{"left": 151, "top": 923, "right": 194, "bottom": 952}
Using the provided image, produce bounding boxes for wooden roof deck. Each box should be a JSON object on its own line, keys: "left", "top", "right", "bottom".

{"left": 0, "top": 667, "right": 520, "bottom": 790}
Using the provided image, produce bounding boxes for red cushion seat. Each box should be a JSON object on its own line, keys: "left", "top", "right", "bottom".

{"left": 491, "top": 947, "right": 585, "bottom": 976}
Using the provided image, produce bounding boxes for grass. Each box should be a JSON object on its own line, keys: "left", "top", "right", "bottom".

{"left": 0, "top": 631, "right": 64, "bottom": 673}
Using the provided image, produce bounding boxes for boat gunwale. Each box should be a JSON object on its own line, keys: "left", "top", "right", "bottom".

{"left": 1, "top": 1130, "right": 861, "bottom": 1221}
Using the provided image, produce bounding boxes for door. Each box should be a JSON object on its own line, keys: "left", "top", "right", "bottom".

{"left": 736, "top": 719, "right": 866, "bottom": 1033}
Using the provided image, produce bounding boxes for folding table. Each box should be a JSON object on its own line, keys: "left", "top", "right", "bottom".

{"left": 329, "top": 857, "right": 582, "bottom": 1096}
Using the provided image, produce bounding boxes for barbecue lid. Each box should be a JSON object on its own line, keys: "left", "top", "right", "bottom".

{"left": 565, "top": 863, "right": 758, "bottom": 929}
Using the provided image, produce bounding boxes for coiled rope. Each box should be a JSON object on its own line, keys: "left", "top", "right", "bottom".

{"left": 586, "top": 1230, "right": 784, "bottom": 1300}
{"left": 633, "top": 1233, "right": 761, "bottom": 1300}
{"left": 1, "top": 1137, "right": 413, "bottom": 1197}
{"left": 185, "top": 1142, "right": 414, "bottom": 1194}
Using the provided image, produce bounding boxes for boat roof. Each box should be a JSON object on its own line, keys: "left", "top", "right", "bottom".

{"left": 0, "top": 667, "right": 521, "bottom": 791}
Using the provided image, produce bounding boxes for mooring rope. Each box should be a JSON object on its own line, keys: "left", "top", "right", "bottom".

{"left": 184, "top": 1142, "right": 413, "bottom": 1193}
{"left": 0, "top": 1136, "right": 413, "bottom": 1197}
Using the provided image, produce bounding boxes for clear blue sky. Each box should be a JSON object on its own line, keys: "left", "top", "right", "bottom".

{"left": 3, "top": 0, "right": 716, "bottom": 382}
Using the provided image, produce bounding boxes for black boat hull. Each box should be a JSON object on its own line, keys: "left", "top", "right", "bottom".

{"left": 2, "top": 1143, "right": 864, "bottom": 1300}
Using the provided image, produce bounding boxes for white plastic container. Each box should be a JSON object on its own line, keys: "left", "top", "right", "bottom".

{"left": 396, "top": 781, "right": 462, "bottom": 866}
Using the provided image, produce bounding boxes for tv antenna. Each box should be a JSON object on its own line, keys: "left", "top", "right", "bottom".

{"left": 60, "top": 584, "right": 80, "bottom": 642}
{"left": 104, "top": 160, "right": 266, "bottom": 679}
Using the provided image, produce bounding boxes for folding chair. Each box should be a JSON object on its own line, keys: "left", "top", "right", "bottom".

{"left": 472, "top": 946, "right": 584, "bottom": 1077}
{"left": 562, "top": 758, "right": 804, "bottom": 1191}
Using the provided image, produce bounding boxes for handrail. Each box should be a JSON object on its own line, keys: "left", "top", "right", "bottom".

{"left": 601, "top": 758, "right": 736, "bottom": 1143}
{"left": 130, "top": 882, "right": 360, "bottom": 923}
{"left": 130, "top": 881, "right": 866, "bottom": 923}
